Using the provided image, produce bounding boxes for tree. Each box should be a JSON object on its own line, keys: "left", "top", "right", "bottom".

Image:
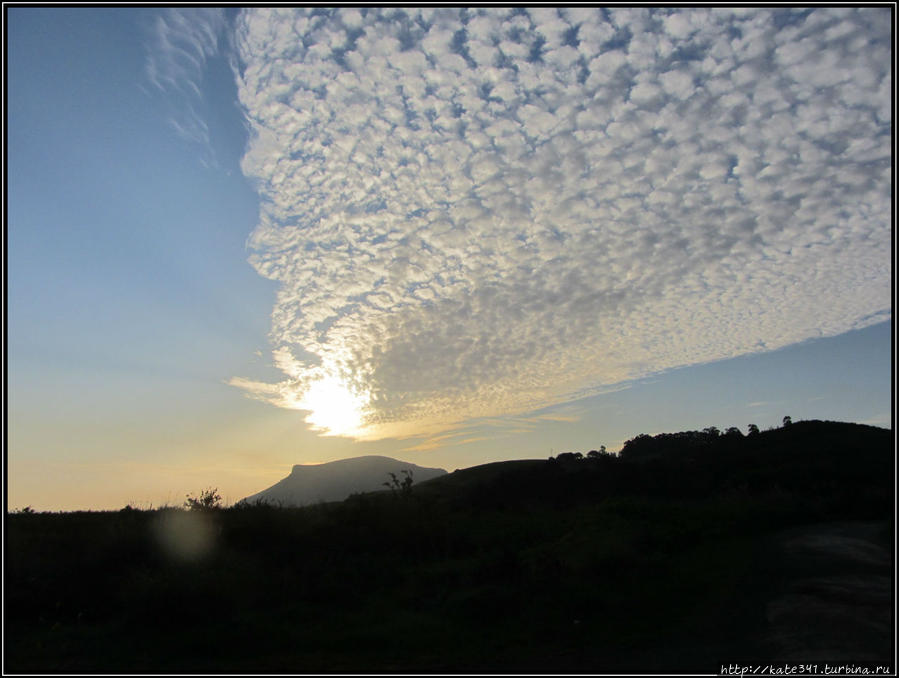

{"left": 782, "top": 415, "right": 792, "bottom": 427}
{"left": 586, "top": 445, "right": 608, "bottom": 459}
{"left": 724, "top": 426, "right": 743, "bottom": 438}
{"left": 747, "top": 424, "right": 760, "bottom": 435}
{"left": 384, "top": 469, "right": 414, "bottom": 497}
{"left": 184, "top": 487, "right": 222, "bottom": 511}
{"left": 620, "top": 433, "right": 655, "bottom": 460}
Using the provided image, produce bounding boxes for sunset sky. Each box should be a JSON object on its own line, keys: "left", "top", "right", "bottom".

{"left": 7, "top": 7, "right": 892, "bottom": 511}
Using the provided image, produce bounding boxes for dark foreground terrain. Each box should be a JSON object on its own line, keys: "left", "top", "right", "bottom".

{"left": 5, "top": 420, "right": 894, "bottom": 673}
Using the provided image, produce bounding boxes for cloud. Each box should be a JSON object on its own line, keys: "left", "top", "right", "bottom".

{"left": 229, "top": 8, "right": 891, "bottom": 441}
{"left": 144, "top": 8, "right": 229, "bottom": 165}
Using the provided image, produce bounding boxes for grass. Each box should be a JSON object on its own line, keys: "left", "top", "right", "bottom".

{"left": 5, "top": 420, "right": 893, "bottom": 672}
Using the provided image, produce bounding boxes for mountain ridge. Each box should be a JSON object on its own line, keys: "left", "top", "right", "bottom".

{"left": 242, "top": 455, "right": 448, "bottom": 507}
{"left": 242, "top": 420, "right": 891, "bottom": 508}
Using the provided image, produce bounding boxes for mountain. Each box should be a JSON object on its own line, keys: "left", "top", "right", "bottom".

{"left": 8, "top": 419, "right": 893, "bottom": 673}
{"left": 241, "top": 455, "right": 448, "bottom": 507}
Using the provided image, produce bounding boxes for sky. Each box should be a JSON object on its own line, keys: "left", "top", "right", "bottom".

{"left": 6, "top": 6, "right": 893, "bottom": 511}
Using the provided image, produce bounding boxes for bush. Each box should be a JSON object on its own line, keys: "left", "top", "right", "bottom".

{"left": 184, "top": 487, "right": 222, "bottom": 511}
{"left": 383, "top": 470, "right": 414, "bottom": 497}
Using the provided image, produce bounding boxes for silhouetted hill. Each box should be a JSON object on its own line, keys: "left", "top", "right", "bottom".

{"left": 241, "top": 455, "right": 448, "bottom": 507}
{"left": 619, "top": 418, "right": 891, "bottom": 463}
{"left": 413, "top": 459, "right": 546, "bottom": 498}
{"left": 404, "top": 419, "right": 892, "bottom": 514}
{"left": 6, "top": 418, "right": 893, "bottom": 673}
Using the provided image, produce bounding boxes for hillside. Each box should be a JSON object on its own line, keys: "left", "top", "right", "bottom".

{"left": 408, "top": 420, "right": 893, "bottom": 514}
{"left": 6, "top": 419, "right": 893, "bottom": 673}
{"left": 240, "top": 455, "right": 448, "bottom": 507}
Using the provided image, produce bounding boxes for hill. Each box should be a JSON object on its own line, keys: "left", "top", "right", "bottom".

{"left": 408, "top": 419, "right": 892, "bottom": 513}
{"left": 6, "top": 418, "right": 893, "bottom": 673}
{"left": 240, "top": 455, "right": 448, "bottom": 507}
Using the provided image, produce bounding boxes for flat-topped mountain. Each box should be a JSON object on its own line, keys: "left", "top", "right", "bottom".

{"left": 241, "top": 455, "right": 448, "bottom": 507}
{"left": 7, "top": 419, "right": 893, "bottom": 673}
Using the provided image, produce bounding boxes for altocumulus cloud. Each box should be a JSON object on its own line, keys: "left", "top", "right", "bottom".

{"left": 227, "top": 7, "right": 891, "bottom": 440}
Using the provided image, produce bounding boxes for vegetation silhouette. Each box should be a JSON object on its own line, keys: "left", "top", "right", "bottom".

{"left": 242, "top": 456, "right": 446, "bottom": 507}
{"left": 6, "top": 419, "right": 893, "bottom": 673}
{"left": 184, "top": 487, "right": 223, "bottom": 511}
{"left": 383, "top": 469, "right": 414, "bottom": 497}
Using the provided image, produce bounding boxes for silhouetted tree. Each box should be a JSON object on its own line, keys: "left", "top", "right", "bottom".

{"left": 782, "top": 415, "right": 792, "bottom": 427}
{"left": 383, "top": 469, "right": 414, "bottom": 497}
{"left": 184, "top": 487, "right": 222, "bottom": 511}
{"left": 747, "top": 424, "right": 760, "bottom": 435}
{"left": 724, "top": 426, "right": 743, "bottom": 438}
{"left": 401, "top": 469, "right": 413, "bottom": 494}
{"left": 619, "top": 433, "right": 656, "bottom": 460}
{"left": 586, "top": 445, "right": 608, "bottom": 459}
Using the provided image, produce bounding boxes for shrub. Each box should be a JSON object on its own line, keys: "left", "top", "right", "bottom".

{"left": 184, "top": 487, "right": 222, "bottom": 511}
{"left": 383, "top": 470, "right": 414, "bottom": 497}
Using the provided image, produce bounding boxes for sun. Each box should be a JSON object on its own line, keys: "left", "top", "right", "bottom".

{"left": 298, "top": 373, "right": 370, "bottom": 437}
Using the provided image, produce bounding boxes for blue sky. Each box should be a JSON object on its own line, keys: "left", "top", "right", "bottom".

{"left": 6, "top": 7, "right": 893, "bottom": 510}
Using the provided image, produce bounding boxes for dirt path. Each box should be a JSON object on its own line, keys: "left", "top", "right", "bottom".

{"left": 761, "top": 521, "right": 894, "bottom": 666}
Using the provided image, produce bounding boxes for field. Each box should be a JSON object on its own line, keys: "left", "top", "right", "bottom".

{"left": 5, "top": 420, "right": 894, "bottom": 673}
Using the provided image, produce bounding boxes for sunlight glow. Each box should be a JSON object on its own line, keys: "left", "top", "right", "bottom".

{"left": 298, "top": 373, "right": 370, "bottom": 437}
